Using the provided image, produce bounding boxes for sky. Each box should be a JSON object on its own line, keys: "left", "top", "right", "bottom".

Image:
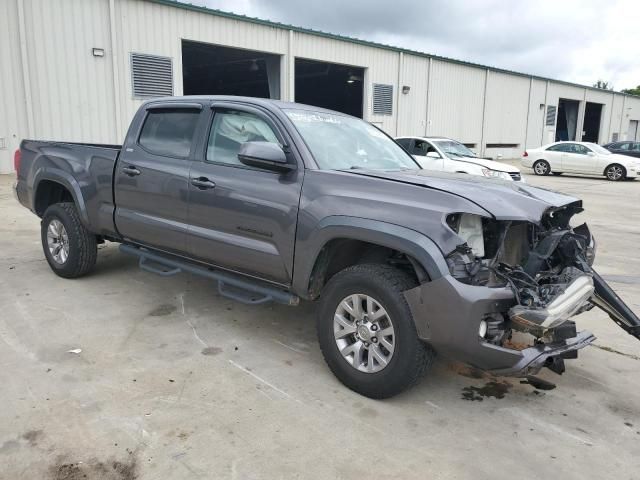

{"left": 183, "top": 0, "right": 640, "bottom": 91}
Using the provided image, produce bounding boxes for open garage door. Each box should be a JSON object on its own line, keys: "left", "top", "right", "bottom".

{"left": 556, "top": 99, "right": 580, "bottom": 141}
{"left": 582, "top": 102, "right": 602, "bottom": 143}
{"left": 295, "top": 58, "right": 364, "bottom": 117}
{"left": 182, "top": 40, "right": 281, "bottom": 99}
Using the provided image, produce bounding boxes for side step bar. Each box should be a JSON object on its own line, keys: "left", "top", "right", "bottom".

{"left": 120, "top": 244, "right": 299, "bottom": 306}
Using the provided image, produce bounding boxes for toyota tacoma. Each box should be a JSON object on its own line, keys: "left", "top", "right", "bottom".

{"left": 14, "top": 96, "right": 640, "bottom": 398}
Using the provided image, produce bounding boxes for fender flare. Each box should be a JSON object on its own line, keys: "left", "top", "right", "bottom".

{"left": 292, "top": 216, "right": 450, "bottom": 297}
{"left": 32, "top": 167, "right": 91, "bottom": 227}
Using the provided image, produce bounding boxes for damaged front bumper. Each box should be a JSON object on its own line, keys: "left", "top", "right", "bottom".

{"left": 404, "top": 275, "right": 597, "bottom": 376}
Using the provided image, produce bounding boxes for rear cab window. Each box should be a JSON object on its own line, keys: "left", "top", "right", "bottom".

{"left": 138, "top": 109, "right": 201, "bottom": 158}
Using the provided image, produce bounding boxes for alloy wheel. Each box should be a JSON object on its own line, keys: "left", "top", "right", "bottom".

{"left": 333, "top": 294, "right": 395, "bottom": 373}
{"left": 46, "top": 219, "right": 69, "bottom": 264}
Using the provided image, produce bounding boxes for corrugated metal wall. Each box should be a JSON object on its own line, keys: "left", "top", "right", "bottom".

{"left": 2, "top": 0, "right": 640, "bottom": 173}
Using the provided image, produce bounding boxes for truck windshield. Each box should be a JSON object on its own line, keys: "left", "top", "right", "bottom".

{"left": 284, "top": 109, "right": 419, "bottom": 171}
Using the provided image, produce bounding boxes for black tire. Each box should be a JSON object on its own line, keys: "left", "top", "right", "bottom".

{"left": 41, "top": 202, "right": 97, "bottom": 278}
{"left": 533, "top": 160, "right": 551, "bottom": 176}
{"left": 316, "top": 264, "right": 435, "bottom": 399}
{"left": 604, "top": 163, "right": 626, "bottom": 181}
{"left": 552, "top": 172, "right": 563, "bottom": 176}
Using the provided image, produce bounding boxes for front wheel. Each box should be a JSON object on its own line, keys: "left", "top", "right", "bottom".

{"left": 605, "top": 164, "right": 626, "bottom": 181}
{"left": 317, "top": 264, "right": 435, "bottom": 399}
{"left": 41, "top": 202, "right": 97, "bottom": 278}
{"left": 533, "top": 160, "right": 551, "bottom": 175}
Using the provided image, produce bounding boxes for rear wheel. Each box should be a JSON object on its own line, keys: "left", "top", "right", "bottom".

{"left": 605, "top": 164, "right": 626, "bottom": 181}
{"left": 317, "top": 264, "right": 434, "bottom": 399}
{"left": 533, "top": 160, "right": 550, "bottom": 175}
{"left": 41, "top": 202, "right": 97, "bottom": 278}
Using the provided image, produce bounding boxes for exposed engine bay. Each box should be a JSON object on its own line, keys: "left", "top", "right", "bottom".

{"left": 445, "top": 202, "right": 640, "bottom": 374}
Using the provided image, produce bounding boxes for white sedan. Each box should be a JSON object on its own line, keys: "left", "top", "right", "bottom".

{"left": 395, "top": 136, "right": 523, "bottom": 181}
{"left": 522, "top": 141, "right": 639, "bottom": 181}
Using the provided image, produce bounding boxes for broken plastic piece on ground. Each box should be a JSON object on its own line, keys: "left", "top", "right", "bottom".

{"left": 521, "top": 375, "right": 556, "bottom": 390}
{"left": 67, "top": 348, "right": 82, "bottom": 354}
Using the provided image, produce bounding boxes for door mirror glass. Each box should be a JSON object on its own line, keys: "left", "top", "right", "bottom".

{"left": 238, "top": 141, "right": 295, "bottom": 172}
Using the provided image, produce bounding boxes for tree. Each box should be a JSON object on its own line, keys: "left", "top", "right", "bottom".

{"left": 593, "top": 80, "right": 613, "bottom": 90}
{"left": 621, "top": 85, "right": 640, "bottom": 96}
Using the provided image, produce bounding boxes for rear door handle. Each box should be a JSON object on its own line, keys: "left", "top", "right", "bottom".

{"left": 122, "top": 166, "right": 141, "bottom": 176}
{"left": 191, "top": 177, "right": 216, "bottom": 190}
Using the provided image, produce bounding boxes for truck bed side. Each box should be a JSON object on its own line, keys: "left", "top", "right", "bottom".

{"left": 16, "top": 140, "right": 121, "bottom": 238}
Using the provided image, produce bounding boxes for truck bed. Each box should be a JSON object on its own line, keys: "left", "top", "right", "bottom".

{"left": 16, "top": 139, "right": 122, "bottom": 238}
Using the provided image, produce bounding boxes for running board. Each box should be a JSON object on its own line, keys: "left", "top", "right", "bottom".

{"left": 119, "top": 244, "right": 299, "bottom": 306}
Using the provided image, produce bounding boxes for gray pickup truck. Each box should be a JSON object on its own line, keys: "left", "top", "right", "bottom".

{"left": 14, "top": 96, "right": 640, "bottom": 398}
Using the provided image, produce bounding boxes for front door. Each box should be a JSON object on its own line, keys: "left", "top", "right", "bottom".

{"left": 114, "top": 103, "right": 202, "bottom": 254}
{"left": 561, "top": 143, "right": 595, "bottom": 173}
{"left": 411, "top": 139, "right": 444, "bottom": 171}
{"left": 186, "top": 104, "right": 303, "bottom": 285}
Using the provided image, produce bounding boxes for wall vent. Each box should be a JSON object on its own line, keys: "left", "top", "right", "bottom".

{"left": 545, "top": 105, "right": 557, "bottom": 126}
{"left": 372, "top": 84, "right": 393, "bottom": 116}
{"left": 131, "top": 53, "right": 173, "bottom": 98}
{"left": 611, "top": 132, "right": 619, "bottom": 142}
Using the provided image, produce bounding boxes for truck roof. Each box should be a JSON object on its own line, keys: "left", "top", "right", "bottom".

{"left": 143, "top": 95, "right": 349, "bottom": 117}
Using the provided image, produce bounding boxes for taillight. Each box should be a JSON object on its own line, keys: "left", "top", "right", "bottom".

{"left": 14, "top": 149, "right": 21, "bottom": 173}
{"left": 523, "top": 151, "right": 528, "bottom": 157}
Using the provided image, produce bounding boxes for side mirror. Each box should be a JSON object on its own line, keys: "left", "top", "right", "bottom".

{"left": 587, "top": 151, "right": 596, "bottom": 157}
{"left": 426, "top": 151, "right": 440, "bottom": 158}
{"left": 238, "top": 141, "right": 296, "bottom": 173}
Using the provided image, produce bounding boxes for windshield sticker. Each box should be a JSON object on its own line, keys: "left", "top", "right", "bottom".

{"left": 286, "top": 111, "right": 342, "bottom": 124}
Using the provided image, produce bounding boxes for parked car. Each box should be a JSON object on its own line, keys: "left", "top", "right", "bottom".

{"left": 522, "top": 141, "right": 639, "bottom": 181}
{"left": 14, "top": 97, "right": 640, "bottom": 398}
{"left": 395, "top": 136, "right": 523, "bottom": 181}
{"left": 603, "top": 141, "right": 640, "bottom": 159}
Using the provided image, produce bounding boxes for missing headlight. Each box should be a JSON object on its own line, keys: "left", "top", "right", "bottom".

{"left": 446, "top": 213, "right": 485, "bottom": 257}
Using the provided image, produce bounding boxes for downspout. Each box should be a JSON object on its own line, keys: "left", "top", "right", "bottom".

{"left": 619, "top": 95, "right": 626, "bottom": 139}
{"left": 108, "top": 0, "right": 123, "bottom": 142}
{"left": 523, "top": 76, "right": 532, "bottom": 149}
{"left": 395, "top": 52, "right": 403, "bottom": 136}
{"left": 607, "top": 91, "right": 615, "bottom": 142}
{"left": 288, "top": 30, "right": 295, "bottom": 102}
{"left": 17, "top": 0, "right": 34, "bottom": 137}
{"left": 425, "top": 57, "right": 432, "bottom": 136}
{"left": 540, "top": 80, "right": 549, "bottom": 145}
{"left": 480, "top": 68, "right": 489, "bottom": 157}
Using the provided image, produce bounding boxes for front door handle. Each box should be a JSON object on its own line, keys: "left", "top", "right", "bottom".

{"left": 122, "top": 165, "right": 141, "bottom": 177}
{"left": 191, "top": 177, "right": 216, "bottom": 190}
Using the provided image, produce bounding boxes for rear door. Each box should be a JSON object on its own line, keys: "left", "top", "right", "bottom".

{"left": 114, "top": 102, "right": 203, "bottom": 254}
{"left": 186, "top": 103, "right": 304, "bottom": 285}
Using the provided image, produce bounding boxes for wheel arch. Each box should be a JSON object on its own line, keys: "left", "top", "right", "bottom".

{"left": 603, "top": 162, "right": 626, "bottom": 177}
{"left": 33, "top": 169, "right": 90, "bottom": 226}
{"left": 292, "top": 216, "right": 449, "bottom": 300}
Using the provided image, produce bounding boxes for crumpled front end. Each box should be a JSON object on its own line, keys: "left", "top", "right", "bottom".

{"left": 406, "top": 201, "right": 639, "bottom": 376}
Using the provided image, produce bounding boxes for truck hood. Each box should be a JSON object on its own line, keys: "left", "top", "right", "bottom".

{"left": 447, "top": 155, "right": 520, "bottom": 173}
{"left": 347, "top": 169, "right": 581, "bottom": 222}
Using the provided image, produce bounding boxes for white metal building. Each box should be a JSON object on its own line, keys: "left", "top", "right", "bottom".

{"left": 2, "top": 0, "right": 640, "bottom": 174}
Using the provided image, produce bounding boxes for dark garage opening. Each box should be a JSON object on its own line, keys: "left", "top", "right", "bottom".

{"left": 182, "top": 40, "right": 281, "bottom": 99}
{"left": 295, "top": 58, "right": 364, "bottom": 117}
{"left": 582, "top": 102, "right": 603, "bottom": 143}
{"left": 556, "top": 98, "right": 580, "bottom": 141}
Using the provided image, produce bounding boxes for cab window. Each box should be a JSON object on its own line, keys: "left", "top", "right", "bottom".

{"left": 206, "top": 110, "right": 279, "bottom": 166}
{"left": 138, "top": 109, "right": 200, "bottom": 158}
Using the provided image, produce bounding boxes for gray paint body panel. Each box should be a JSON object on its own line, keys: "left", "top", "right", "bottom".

{"left": 14, "top": 95, "right": 592, "bottom": 375}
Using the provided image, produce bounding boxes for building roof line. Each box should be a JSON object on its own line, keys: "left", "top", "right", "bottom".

{"left": 147, "top": 0, "right": 638, "bottom": 99}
